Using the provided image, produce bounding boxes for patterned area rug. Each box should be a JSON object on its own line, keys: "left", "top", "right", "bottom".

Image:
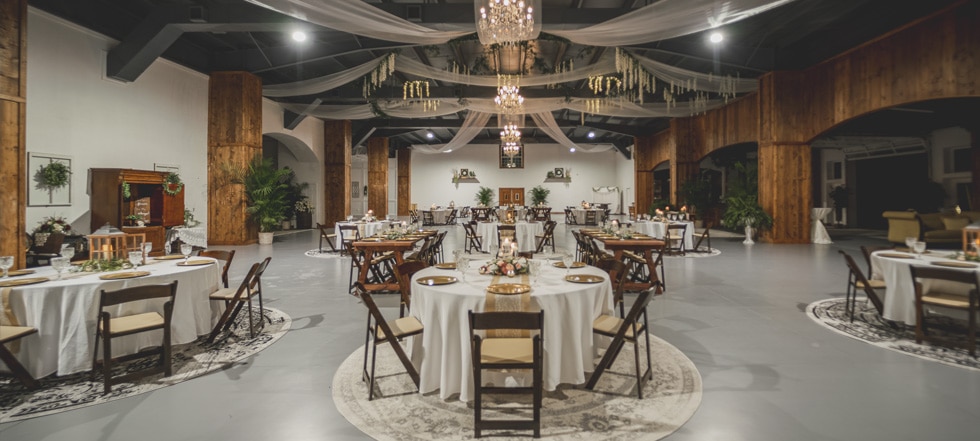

{"left": 304, "top": 249, "right": 346, "bottom": 259}
{"left": 664, "top": 248, "right": 721, "bottom": 259}
{"left": 807, "top": 298, "right": 980, "bottom": 371}
{"left": 0, "top": 307, "right": 291, "bottom": 422}
{"left": 333, "top": 335, "right": 702, "bottom": 440}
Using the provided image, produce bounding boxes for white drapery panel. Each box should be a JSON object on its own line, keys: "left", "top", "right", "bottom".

{"left": 548, "top": 0, "right": 798, "bottom": 46}
{"left": 396, "top": 55, "right": 617, "bottom": 87}
{"left": 245, "top": 0, "right": 470, "bottom": 44}
{"left": 262, "top": 54, "right": 389, "bottom": 97}
{"left": 631, "top": 52, "right": 758, "bottom": 94}
{"left": 410, "top": 111, "right": 493, "bottom": 154}
{"left": 529, "top": 112, "right": 615, "bottom": 153}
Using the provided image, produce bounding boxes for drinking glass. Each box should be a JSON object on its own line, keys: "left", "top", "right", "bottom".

{"left": 0, "top": 256, "right": 13, "bottom": 278}
{"left": 143, "top": 242, "right": 153, "bottom": 261}
{"left": 489, "top": 244, "right": 499, "bottom": 259}
{"left": 457, "top": 257, "right": 469, "bottom": 283}
{"left": 50, "top": 256, "right": 70, "bottom": 280}
{"left": 164, "top": 240, "right": 172, "bottom": 255}
{"left": 453, "top": 249, "right": 463, "bottom": 265}
{"left": 60, "top": 244, "right": 75, "bottom": 261}
{"left": 905, "top": 236, "right": 916, "bottom": 252}
{"left": 561, "top": 250, "right": 574, "bottom": 277}
{"left": 180, "top": 244, "right": 193, "bottom": 262}
{"left": 912, "top": 241, "right": 927, "bottom": 259}
{"left": 529, "top": 259, "right": 542, "bottom": 286}
{"left": 129, "top": 251, "right": 144, "bottom": 269}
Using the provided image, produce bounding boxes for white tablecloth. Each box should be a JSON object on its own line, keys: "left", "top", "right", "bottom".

{"left": 571, "top": 208, "right": 605, "bottom": 225}
{"left": 336, "top": 221, "right": 389, "bottom": 243}
{"left": 172, "top": 226, "right": 208, "bottom": 248}
{"left": 871, "top": 251, "right": 977, "bottom": 325}
{"left": 430, "top": 209, "right": 452, "bottom": 224}
{"left": 0, "top": 259, "right": 220, "bottom": 378}
{"left": 633, "top": 220, "right": 695, "bottom": 249}
{"left": 410, "top": 262, "right": 614, "bottom": 401}
{"left": 475, "top": 221, "right": 544, "bottom": 253}
{"left": 811, "top": 208, "right": 833, "bottom": 244}
{"left": 495, "top": 207, "right": 527, "bottom": 222}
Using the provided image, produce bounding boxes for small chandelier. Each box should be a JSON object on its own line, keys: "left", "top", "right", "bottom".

{"left": 476, "top": 0, "right": 540, "bottom": 45}
{"left": 501, "top": 140, "right": 522, "bottom": 160}
{"left": 500, "top": 124, "right": 521, "bottom": 145}
{"left": 495, "top": 75, "right": 524, "bottom": 114}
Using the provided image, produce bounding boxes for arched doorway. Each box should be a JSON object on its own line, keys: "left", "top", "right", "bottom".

{"left": 262, "top": 133, "right": 321, "bottom": 228}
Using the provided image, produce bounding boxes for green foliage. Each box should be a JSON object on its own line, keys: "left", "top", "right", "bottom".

{"left": 680, "top": 171, "right": 717, "bottom": 213}
{"left": 121, "top": 181, "right": 131, "bottom": 199}
{"left": 647, "top": 198, "right": 671, "bottom": 216}
{"left": 163, "top": 172, "right": 184, "bottom": 196}
{"left": 475, "top": 186, "right": 495, "bottom": 207}
{"left": 39, "top": 162, "right": 71, "bottom": 189}
{"left": 281, "top": 169, "right": 308, "bottom": 220}
{"left": 721, "top": 193, "right": 773, "bottom": 230}
{"left": 529, "top": 186, "right": 550, "bottom": 206}
{"left": 235, "top": 156, "right": 293, "bottom": 232}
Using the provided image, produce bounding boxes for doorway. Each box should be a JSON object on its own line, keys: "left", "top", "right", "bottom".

{"left": 498, "top": 188, "right": 524, "bottom": 206}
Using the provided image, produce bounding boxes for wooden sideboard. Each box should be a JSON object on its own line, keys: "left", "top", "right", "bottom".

{"left": 89, "top": 169, "right": 185, "bottom": 244}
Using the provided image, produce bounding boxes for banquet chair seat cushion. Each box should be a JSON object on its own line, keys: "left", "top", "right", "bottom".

{"left": 209, "top": 287, "right": 237, "bottom": 300}
{"left": 593, "top": 315, "right": 645, "bottom": 339}
{"left": 480, "top": 338, "right": 534, "bottom": 364}
{"left": 921, "top": 290, "right": 971, "bottom": 308}
{"left": 376, "top": 316, "right": 424, "bottom": 342}
{"left": 99, "top": 312, "right": 165, "bottom": 334}
{"left": 856, "top": 279, "right": 887, "bottom": 289}
{"left": 0, "top": 325, "right": 36, "bottom": 343}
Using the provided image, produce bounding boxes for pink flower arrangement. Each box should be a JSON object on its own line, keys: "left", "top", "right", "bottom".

{"left": 479, "top": 256, "right": 529, "bottom": 276}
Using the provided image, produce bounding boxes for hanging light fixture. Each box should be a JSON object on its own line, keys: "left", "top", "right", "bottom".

{"left": 500, "top": 123, "right": 522, "bottom": 165}
{"left": 475, "top": 0, "right": 541, "bottom": 46}
{"left": 495, "top": 75, "right": 524, "bottom": 115}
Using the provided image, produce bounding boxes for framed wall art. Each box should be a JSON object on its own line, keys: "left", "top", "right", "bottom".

{"left": 28, "top": 152, "right": 72, "bottom": 207}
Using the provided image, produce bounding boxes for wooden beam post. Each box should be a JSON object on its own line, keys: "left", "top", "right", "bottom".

{"left": 0, "top": 0, "right": 27, "bottom": 268}
{"left": 323, "top": 120, "right": 351, "bottom": 227}
{"left": 397, "top": 148, "right": 411, "bottom": 216}
{"left": 367, "top": 137, "right": 389, "bottom": 219}
{"left": 207, "top": 72, "right": 262, "bottom": 245}
{"left": 670, "top": 118, "right": 701, "bottom": 207}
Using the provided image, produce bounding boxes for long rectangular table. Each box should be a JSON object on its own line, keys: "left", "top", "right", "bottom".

{"left": 352, "top": 231, "right": 437, "bottom": 293}
{"left": 580, "top": 230, "right": 665, "bottom": 294}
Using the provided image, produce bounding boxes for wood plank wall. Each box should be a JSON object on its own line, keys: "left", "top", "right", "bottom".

{"left": 323, "top": 120, "right": 351, "bottom": 227}
{"left": 633, "top": 130, "right": 673, "bottom": 215}
{"left": 0, "top": 0, "right": 27, "bottom": 267}
{"left": 367, "top": 137, "right": 389, "bottom": 219}
{"left": 397, "top": 148, "right": 411, "bottom": 216}
{"left": 207, "top": 72, "right": 262, "bottom": 245}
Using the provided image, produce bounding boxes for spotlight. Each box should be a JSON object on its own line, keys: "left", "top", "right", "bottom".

{"left": 426, "top": 131, "right": 435, "bottom": 139}
{"left": 587, "top": 131, "right": 596, "bottom": 139}
{"left": 445, "top": 149, "right": 452, "bottom": 153}
{"left": 709, "top": 32, "right": 723, "bottom": 44}
{"left": 569, "top": 147, "right": 576, "bottom": 153}
{"left": 292, "top": 31, "right": 307, "bottom": 42}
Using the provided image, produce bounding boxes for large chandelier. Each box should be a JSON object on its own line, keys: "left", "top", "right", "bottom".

{"left": 475, "top": 0, "right": 540, "bottom": 45}
{"left": 500, "top": 123, "right": 522, "bottom": 164}
{"left": 495, "top": 75, "right": 524, "bottom": 114}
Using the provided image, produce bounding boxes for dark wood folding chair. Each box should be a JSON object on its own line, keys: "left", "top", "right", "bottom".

{"left": 596, "top": 258, "right": 629, "bottom": 317}
{"left": 92, "top": 281, "right": 178, "bottom": 394}
{"left": 665, "top": 223, "right": 687, "bottom": 256}
{"left": 534, "top": 220, "right": 557, "bottom": 253}
{"left": 422, "top": 210, "right": 435, "bottom": 226}
{"left": 692, "top": 222, "right": 713, "bottom": 253}
{"left": 585, "top": 210, "right": 598, "bottom": 226}
{"left": 565, "top": 208, "right": 578, "bottom": 225}
{"left": 316, "top": 222, "right": 340, "bottom": 253}
{"left": 460, "top": 206, "right": 471, "bottom": 220}
{"left": 394, "top": 260, "right": 428, "bottom": 318}
{"left": 469, "top": 310, "right": 544, "bottom": 438}
{"left": 0, "top": 325, "right": 41, "bottom": 390}
{"left": 207, "top": 258, "right": 271, "bottom": 343}
{"left": 26, "top": 232, "right": 65, "bottom": 267}
{"left": 463, "top": 221, "right": 483, "bottom": 253}
{"left": 860, "top": 245, "right": 893, "bottom": 279}
{"left": 909, "top": 265, "right": 979, "bottom": 356}
{"left": 497, "top": 224, "right": 517, "bottom": 249}
{"left": 409, "top": 209, "right": 420, "bottom": 225}
{"left": 445, "top": 208, "right": 458, "bottom": 225}
{"left": 355, "top": 282, "right": 422, "bottom": 401}
{"left": 199, "top": 249, "right": 235, "bottom": 288}
{"left": 586, "top": 288, "right": 654, "bottom": 398}
{"left": 338, "top": 224, "right": 361, "bottom": 256}
{"left": 839, "top": 250, "right": 886, "bottom": 322}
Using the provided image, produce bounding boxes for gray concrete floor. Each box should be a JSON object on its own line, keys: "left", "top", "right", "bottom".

{"left": 2, "top": 222, "right": 979, "bottom": 440}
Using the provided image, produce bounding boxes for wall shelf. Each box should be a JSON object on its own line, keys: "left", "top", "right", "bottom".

{"left": 544, "top": 177, "right": 571, "bottom": 183}
{"left": 453, "top": 177, "right": 480, "bottom": 183}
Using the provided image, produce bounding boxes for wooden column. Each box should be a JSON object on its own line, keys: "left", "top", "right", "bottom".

{"left": 968, "top": 125, "right": 980, "bottom": 211}
{"left": 397, "top": 148, "right": 411, "bottom": 216}
{"left": 207, "top": 72, "right": 262, "bottom": 245}
{"left": 0, "top": 0, "right": 27, "bottom": 267}
{"left": 323, "top": 120, "right": 351, "bottom": 227}
{"left": 758, "top": 71, "right": 811, "bottom": 244}
{"left": 367, "top": 137, "right": 389, "bottom": 219}
{"left": 670, "top": 118, "right": 701, "bottom": 206}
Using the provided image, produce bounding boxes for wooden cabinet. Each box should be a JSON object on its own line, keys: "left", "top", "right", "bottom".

{"left": 89, "top": 169, "right": 185, "bottom": 237}
{"left": 121, "top": 226, "right": 166, "bottom": 256}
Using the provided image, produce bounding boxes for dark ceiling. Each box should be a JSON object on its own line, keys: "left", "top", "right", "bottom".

{"left": 29, "top": 0, "right": 970, "bottom": 154}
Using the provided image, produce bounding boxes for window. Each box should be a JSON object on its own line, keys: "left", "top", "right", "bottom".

{"left": 499, "top": 145, "right": 524, "bottom": 169}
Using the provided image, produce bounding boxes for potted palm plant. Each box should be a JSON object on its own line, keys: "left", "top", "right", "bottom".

{"left": 237, "top": 157, "right": 292, "bottom": 244}
{"left": 722, "top": 193, "right": 773, "bottom": 244}
{"left": 529, "top": 185, "right": 550, "bottom": 206}
{"left": 475, "top": 186, "right": 494, "bottom": 207}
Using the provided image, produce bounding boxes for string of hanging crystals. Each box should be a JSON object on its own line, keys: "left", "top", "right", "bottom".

{"left": 402, "top": 80, "right": 440, "bottom": 113}
{"left": 362, "top": 53, "right": 396, "bottom": 99}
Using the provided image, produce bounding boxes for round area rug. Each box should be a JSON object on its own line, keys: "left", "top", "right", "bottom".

{"left": 304, "top": 249, "right": 346, "bottom": 259}
{"left": 663, "top": 248, "right": 721, "bottom": 258}
{"left": 0, "top": 307, "right": 291, "bottom": 422}
{"left": 807, "top": 298, "right": 980, "bottom": 371}
{"left": 333, "top": 335, "right": 702, "bottom": 440}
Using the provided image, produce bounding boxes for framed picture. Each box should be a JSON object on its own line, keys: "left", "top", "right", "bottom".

{"left": 352, "top": 181, "right": 360, "bottom": 198}
{"left": 554, "top": 167, "right": 565, "bottom": 178}
{"left": 28, "top": 152, "right": 72, "bottom": 207}
{"left": 460, "top": 168, "right": 469, "bottom": 178}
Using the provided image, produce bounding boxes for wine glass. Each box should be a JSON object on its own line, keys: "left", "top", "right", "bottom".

{"left": 143, "top": 242, "right": 153, "bottom": 262}
{"left": 180, "top": 243, "right": 193, "bottom": 262}
{"left": 60, "top": 244, "right": 75, "bottom": 261}
{"left": 128, "top": 251, "right": 144, "bottom": 269}
{"left": 561, "top": 249, "right": 574, "bottom": 277}
{"left": 50, "top": 256, "right": 70, "bottom": 280}
{"left": 164, "top": 240, "right": 172, "bottom": 255}
{"left": 0, "top": 256, "right": 13, "bottom": 278}
{"left": 457, "top": 257, "right": 469, "bottom": 283}
{"left": 489, "top": 244, "right": 499, "bottom": 259}
{"left": 912, "top": 241, "right": 927, "bottom": 259}
{"left": 529, "top": 259, "right": 542, "bottom": 286}
{"left": 905, "top": 236, "right": 916, "bottom": 253}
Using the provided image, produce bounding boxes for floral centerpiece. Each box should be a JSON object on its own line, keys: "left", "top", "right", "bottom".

{"left": 479, "top": 255, "right": 529, "bottom": 276}
{"left": 295, "top": 199, "right": 314, "bottom": 213}
{"left": 35, "top": 216, "right": 72, "bottom": 234}
{"left": 362, "top": 209, "right": 376, "bottom": 221}
{"left": 73, "top": 258, "right": 133, "bottom": 273}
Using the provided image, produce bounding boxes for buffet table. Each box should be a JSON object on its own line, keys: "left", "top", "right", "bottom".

{"left": 475, "top": 221, "right": 544, "bottom": 253}
{"left": 409, "top": 260, "right": 614, "bottom": 401}
{"left": 0, "top": 258, "right": 220, "bottom": 378}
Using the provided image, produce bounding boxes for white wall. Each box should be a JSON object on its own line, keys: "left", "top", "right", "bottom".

{"left": 410, "top": 144, "right": 622, "bottom": 209}
{"left": 26, "top": 9, "right": 209, "bottom": 233}
{"left": 264, "top": 99, "right": 325, "bottom": 224}
{"left": 614, "top": 151, "right": 634, "bottom": 213}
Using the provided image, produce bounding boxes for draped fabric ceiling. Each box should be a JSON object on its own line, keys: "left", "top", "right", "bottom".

{"left": 248, "top": 0, "right": 797, "bottom": 152}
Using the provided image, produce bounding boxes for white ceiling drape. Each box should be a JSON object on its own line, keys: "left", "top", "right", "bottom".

{"left": 529, "top": 112, "right": 615, "bottom": 153}
{"left": 410, "top": 110, "right": 493, "bottom": 154}
{"left": 261, "top": 54, "right": 389, "bottom": 97}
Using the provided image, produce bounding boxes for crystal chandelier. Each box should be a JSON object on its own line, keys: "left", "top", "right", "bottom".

{"left": 476, "top": 0, "right": 540, "bottom": 45}
{"left": 495, "top": 75, "right": 524, "bottom": 114}
{"left": 500, "top": 124, "right": 521, "bottom": 145}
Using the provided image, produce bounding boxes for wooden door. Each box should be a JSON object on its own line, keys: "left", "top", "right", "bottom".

{"left": 498, "top": 188, "right": 524, "bottom": 206}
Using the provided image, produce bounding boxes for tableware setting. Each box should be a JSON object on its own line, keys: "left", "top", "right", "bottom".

{"left": 0, "top": 276, "right": 50, "bottom": 287}
{"left": 435, "top": 263, "right": 457, "bottom": 270}
{"left": 552, "top": 261, "right": 586, "bottom": 269}
{"left": 877, "top": 252, "right": 914, "bottom": 259}
{"left": 98, "top": 271, "right": 151, "bottom": 280}
{"left": 180, "top": 243, "right": 193, "bottom": 263}
{"left": 154, "top": 255, "right": 186, "bottom": 261}
{"left": 50, "top": 257, "right": 71, "bottom": 280}
{"left": 930, "top": 261, "right": 979, "bottom": 268}
{"left": 486, "top": 283, "right": 531, "bottom": 294}
{"left": 565, "top": 274, "right": 604, "bottom": 284}
{"left": 177, "top": 259, "right": 214, "bottom": 266}
{"left": 0, "top": 255, "right": 14, "bottom": 278}
{"left": 6, "top": 269, "right": 36, "bottom": 277}
{"left": 416, "top": 276, "right": 458, "bottom": 286}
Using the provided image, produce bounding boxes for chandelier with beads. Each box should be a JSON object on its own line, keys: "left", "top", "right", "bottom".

{"left": 476, "top": 0, "right": 537, "bottom": 45}
{"left": 495, "top": 75, "right": 524, "bottom": 114}
{"left": 500, "top": 123, "right": 522, "bottom": 162}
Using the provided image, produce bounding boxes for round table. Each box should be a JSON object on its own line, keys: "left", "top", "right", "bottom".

{"left": 871, "top": 250, "right": 978, "bottom": 325}
{"left": 409, "top": 260, "right": 613, "bottom": 401}
{"left": 336, "top": 220, "right": 389, "bottom": 243}
{"left": 0, "top": 257, "right": 220, "bottom": 378}
{"left": 475, "top": 221, "right": 544, "bottom": 253}
{"left": 571, "top": 208, "right": 605, "bottom": 225}
{"left": 632, "top": 220, "right": 695, "bottom": 249}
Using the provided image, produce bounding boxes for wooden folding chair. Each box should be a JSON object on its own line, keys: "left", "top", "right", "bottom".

{"left": 665, "top": 223, "right": 687, "bottom": 256}
{"left": 585, "top": 210, "right": 598, "bottom": 226}
{"left": 421, "top": 211, "right": 435, "bottom": 226}
{"left": 207, "top": 258, "right": 270, "bottom": 343}
{"left": 355, "top": 282, "right": 422, "bottom": 400}
{"left": 394, "top": 260, "right": 428, "bottom": 318}
{"left": 409, "top": 209, "right": 420, "bottom": 225}
{"left": 586, "top": 288, "right": 654, "bottom": 398}
{"left": 199, "top": 249, "right": 235, "bottom": 288}
{"left": 839, "top": 250, "right": 886, "bottom": 322}
{"left": 92, "top": 281, "right": 178, "bottom": 394}
{"left": 338, "top": 224, "right": 360, "bottom": 256}
{"left": 692, "top": 222, "right": 713, "bottom": 253}
{"left": 860, "top": 245, "right": 893, "bottom": 279}
{"left": 463, "top": 221, "right": 483, "bottom": 253}
{"left": 469, "top": 310, "right": 544, "bottom": 438}
{"left": 534, "top": 220, "right": 557, "bottom": 253}
{"left": 316, "top": 223, "right": 340, "bottom": 253}
{"left": 565, "top": 208, "right": 578, "bottom": 225}
{"left": 0, "top": 325, "right": 40, "bottom": 390}
{"left": 596, "top": 258, "right": 629, "bottom": 317}
{"left": 497, "top": 224, "right": 517, "bottom": 249}
{"left": 909, "top": 265, "right": 979, "bottom": 356}
{"left": 445, "top": 208, "right": 458, "bottom": 225}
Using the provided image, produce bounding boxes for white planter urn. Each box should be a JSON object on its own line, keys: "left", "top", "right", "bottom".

{"left": 743, "top": 225, "right": 755, "bottom": 245}
{"left": 258, "top": 232, "right": 274, "bottom": 245}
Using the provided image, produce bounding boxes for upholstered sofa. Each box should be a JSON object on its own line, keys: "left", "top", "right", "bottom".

{"left": 882, "top": 210, "right": 980, "bottom": 247}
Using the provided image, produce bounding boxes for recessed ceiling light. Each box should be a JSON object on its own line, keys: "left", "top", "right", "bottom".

{"left": 569, "top": 148, "right": 576, "bottom": 153}
{"left": 587, "top": 131, "right": 596, "bottom": 139}
{"left": 709, "top": 32, "right": 723, "bottom": 43}
{"left": 426, "top": 131, "right": 435, "bottom": 139}
{"left": 292, "top": 31, "right": 307, "bottom": 42}
{"left": 445, "top": 149, "right": 452, "bottom": 153}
